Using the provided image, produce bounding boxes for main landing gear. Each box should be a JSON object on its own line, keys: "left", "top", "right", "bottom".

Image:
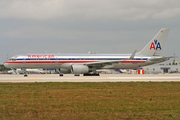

{"left": 73, "top": 73, "right": 100, "bottom": 76}
{"left": 74, "top": 74, "right": 80, "bottom": 76}
{"left": 59, "top": 73, "right": 100, "bottom": 76}
{"left": 83, "top": 67, "right": 100, "bottom": 76}
{"left": 83, "top": 73, "right": 100, "bottom": 76}
{"left": 24, "top": 74, "right": 28, "bottom": 77}
{"left": 59, "top": 74, "right": 63, "bottom": 76}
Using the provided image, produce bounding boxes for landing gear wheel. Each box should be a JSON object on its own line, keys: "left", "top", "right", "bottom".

{"left": 59, "top": 74, "right": 63, "bottom": 76}
{"left": 74, "top": 74, "right": 80, "bottom": 76}
{"left": 24, "top": 74, "right": 28, "bottom": 77}
{"left": 83, "top": 73, "right": 89, "bottom": 76}
{"left": 94, "top": 73, "right": 100, "bottom": 76}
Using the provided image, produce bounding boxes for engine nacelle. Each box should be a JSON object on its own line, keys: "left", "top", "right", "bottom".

{"left": 71, "top": 65, "right": 89, "bottom": 74}
{"left": 59, "top": 68, "right": 71, "bottom": 74}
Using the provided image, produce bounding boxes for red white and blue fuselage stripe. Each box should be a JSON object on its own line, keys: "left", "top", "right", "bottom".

{"left": 4, "top": 54, "right": 152, "bottom": 69}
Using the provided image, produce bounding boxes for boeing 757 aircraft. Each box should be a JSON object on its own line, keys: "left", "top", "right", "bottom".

{"left": 4, "top": 28, "right": 174, "bottom": 77}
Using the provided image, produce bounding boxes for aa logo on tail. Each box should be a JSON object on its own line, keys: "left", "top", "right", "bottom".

{"left": 150, "top": 39, "right": 161, "bottom": 50}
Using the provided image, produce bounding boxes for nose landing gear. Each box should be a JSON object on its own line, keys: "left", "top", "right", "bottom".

{"left": 22, "top": 68, "right": 28, "bottom": 77}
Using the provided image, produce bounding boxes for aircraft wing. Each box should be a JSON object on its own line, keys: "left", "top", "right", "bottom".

{"left": 83, "top": 50, "right": 137, "bottom": 68}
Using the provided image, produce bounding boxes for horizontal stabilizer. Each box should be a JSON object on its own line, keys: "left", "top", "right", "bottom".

{"left": 148, "top": 56, "right": 175, "bottom": 62}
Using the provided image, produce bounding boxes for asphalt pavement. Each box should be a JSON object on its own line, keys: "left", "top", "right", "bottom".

{"left": 0, "top": 74, "right": 180, "bottom": 82}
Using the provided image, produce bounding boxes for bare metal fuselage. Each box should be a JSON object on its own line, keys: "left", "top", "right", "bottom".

{"left": 4, "top": 53, "right": 160, "bottom": 70}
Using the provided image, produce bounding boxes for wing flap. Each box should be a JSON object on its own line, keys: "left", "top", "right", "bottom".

{"left": 84, "top": 60, "right": 120, "bottom": 67}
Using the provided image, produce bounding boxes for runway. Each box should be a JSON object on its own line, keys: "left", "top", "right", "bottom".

{"left": 0, "top": 74, "right": 180, "bottom": 82}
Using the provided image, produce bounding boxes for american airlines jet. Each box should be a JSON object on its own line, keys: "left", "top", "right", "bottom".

{"left": 4, "top": 28, "right": 174, "bottom": 77}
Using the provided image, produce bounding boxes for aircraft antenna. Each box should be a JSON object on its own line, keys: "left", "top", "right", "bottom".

{"left": 173, "top": 53, "right": 176, "bottom": 65}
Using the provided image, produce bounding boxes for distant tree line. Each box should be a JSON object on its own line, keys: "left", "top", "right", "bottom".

{"left": 0, "top": 64, "right": 11, "bottom": 71}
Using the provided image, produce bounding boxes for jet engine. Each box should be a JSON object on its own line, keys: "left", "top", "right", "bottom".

{"left": 71, "top": 65, "right": 89, "bottom": 74}
{"left": 59, "top": 68, "right": 71, "bottom": 74}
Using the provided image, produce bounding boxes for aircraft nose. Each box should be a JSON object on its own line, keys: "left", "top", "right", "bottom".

{"left": 4, "top": 62, "right": 9, "bottom": 68}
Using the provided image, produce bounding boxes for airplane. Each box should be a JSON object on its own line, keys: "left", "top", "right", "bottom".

{"left": 4, "top": 28, "right": 174, "bottom": 77}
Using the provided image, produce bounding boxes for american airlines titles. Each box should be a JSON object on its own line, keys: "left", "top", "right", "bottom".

{"left": 28, "top": 55, "right": 55, "bottom": 58}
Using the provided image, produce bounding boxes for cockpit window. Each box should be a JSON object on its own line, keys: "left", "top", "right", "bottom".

{"left": 9, "top": 59, "right": 16, "bottom": 61}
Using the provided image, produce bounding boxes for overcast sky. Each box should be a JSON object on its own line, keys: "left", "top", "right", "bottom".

{"left": 0, "top": 0, "right": 180, "bottom": 64}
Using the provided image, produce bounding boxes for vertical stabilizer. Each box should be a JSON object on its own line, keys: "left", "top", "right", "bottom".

{"left": 138, "top": 28, "right": 170, "bottom": 56}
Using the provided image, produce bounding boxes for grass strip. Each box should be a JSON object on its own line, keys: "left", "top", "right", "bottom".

{"left": 0, "top": 82, "right": 180, "bottom": 119}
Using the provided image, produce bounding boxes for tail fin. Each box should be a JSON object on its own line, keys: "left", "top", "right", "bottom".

{"left": 138, "top": 28, "right": 170, "bottom": 56}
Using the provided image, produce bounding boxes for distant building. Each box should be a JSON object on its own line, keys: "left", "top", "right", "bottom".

{"left": 169, "top": 61, "right": 180, "bottom": 65}
{"left": 143, "top": 65, "right": 180, "bottom": 74}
